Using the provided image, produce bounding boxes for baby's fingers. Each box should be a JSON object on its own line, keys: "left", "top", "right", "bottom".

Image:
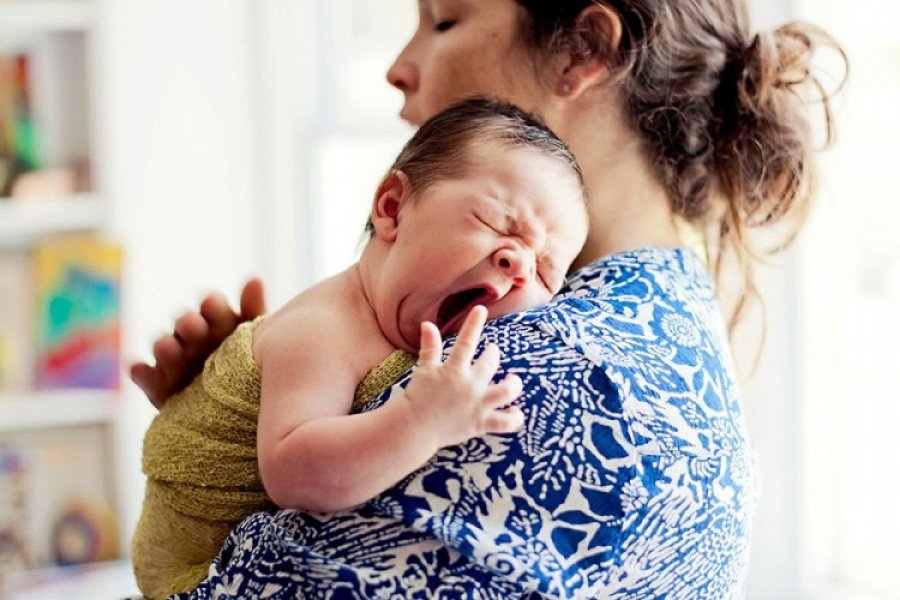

{"left": 447, "top": 306, "right": 487, "bottom": 368}
{"left": 483, "top": 406, "right": 525, "bottom": 434}
{"left": 417, "top": 321, "right": 443, "bottom": 367}
{"left": 485, "top": 374, "right": 523, "bottom": 408}
{"left": 473, "top": 343, "right": 501, "bottom": 381}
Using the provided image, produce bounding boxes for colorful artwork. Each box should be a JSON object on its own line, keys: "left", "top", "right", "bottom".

{"left": 33, "top": 236, "right": 122, "bottom": 390}
{"left": 0, "top": 53, "right": 39, "bottom": 198}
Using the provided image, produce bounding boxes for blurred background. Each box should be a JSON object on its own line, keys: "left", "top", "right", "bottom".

{"left": 0, "top": 0, "right": 897, "bottom": 598}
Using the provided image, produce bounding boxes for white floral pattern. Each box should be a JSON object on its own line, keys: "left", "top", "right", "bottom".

{"left": 177, "top": 247, "right": 756, "bottom": 599}
{"left": 661, "top": 313, "right": 702, "bottom": 348}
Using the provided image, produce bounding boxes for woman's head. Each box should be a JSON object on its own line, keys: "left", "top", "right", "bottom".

{"left": 386, "top": 1, "right": 543, "bottom": 126}
{"left": 388, "top": 0, "right": 846, "bottom": 329}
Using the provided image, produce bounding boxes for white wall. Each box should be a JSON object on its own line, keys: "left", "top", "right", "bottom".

{"left": 95, "top": 0, "right": 262, "bottom": 540}
{"left": 94, "top": 0, "right": 411, "bottom": 551}
{"left": 256, "top": 0, "right": 413, "bottom": 302}
{"left": 738, "top": 1, "right": 807, "bottom": 597}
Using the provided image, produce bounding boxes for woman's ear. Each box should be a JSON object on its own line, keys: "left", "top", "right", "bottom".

{"left": 555, "top": 3, "right": 623, "bottom": 98}
{"left": 371, "top": 170, "right": 412, "bottom": 243}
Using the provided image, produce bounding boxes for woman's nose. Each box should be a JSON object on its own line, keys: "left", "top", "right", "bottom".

{"left": 494, "top": 247, "right": 535, "bottom": 287}
{"left": 386, "top": 54, "right": 418, "bottom": 94}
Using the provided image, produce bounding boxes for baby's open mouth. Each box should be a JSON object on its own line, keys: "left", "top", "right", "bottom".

{"left": 436, "top": 287, "right": 489, "bottom": 335}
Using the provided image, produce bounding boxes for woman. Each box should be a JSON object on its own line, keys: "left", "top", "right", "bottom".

{"left": 133, "top": 1, "right": 842, "bottom": 596}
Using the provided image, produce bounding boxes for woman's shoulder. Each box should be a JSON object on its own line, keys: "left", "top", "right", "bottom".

{"left": 497, "top": 247, "right": 720, "bottom": 339}
{"left": 481, "top": 246, "right": 745, "bottom": 450}
{"left": 561, "top": 246, "right": 714, "bottom": 299}
{"left": 531, "top": 248, "right": 731, "bottom": 371}
{"left": 475, "top": 247, "right": 721, "bottom": 354}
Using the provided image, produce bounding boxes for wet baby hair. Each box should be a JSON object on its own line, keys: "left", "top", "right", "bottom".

{"left": 365, "top": 96, "right": 587, "bottom": 235}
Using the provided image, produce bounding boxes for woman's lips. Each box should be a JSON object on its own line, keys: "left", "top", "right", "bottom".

{"left": 399, "top": 107, "right": 421, "bottom": 127}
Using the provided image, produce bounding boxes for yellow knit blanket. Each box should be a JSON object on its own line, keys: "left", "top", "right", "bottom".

{"left": 131, "top": 317, "right": 416, "bottom": 599}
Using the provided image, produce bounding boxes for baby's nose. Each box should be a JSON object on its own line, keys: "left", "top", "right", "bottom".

{"left": 494, "top": 247, "right": 535, "bottom": 287}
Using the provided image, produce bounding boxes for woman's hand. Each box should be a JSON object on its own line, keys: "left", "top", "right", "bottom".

{"left": 403, "top": 305, "right": 525, "bottom": 450}
{"left": 130, "top": 278, "right": 268, "bottom": 409}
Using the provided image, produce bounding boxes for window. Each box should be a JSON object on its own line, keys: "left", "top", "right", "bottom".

{"left": 254, "top": 0, "right": 414, "bottom": 304}
{"left": 792, "top": 1, "right": 900, "bottom": 597}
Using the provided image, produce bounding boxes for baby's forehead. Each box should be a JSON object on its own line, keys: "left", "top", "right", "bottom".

{"left": 463, "top": 176, "right": 585, "bottom": 233}
{"left": 411, "top": 140, "right": 586, "bottom": 222}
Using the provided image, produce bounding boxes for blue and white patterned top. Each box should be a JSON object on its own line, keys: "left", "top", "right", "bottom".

{"left": 178, "top": 247, "right": 756, "bottom": 599}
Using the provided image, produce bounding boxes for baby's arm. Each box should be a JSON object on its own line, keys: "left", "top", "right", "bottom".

{"left": 256, "top": 306, "right": 523, "bottom": 513}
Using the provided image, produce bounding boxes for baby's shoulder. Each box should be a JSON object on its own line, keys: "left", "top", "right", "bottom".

{"left": 255, "top": 297, "right": 345, "bottom": 350}
{"left": 253, "top": 288, "right": 386, "bottom": 375}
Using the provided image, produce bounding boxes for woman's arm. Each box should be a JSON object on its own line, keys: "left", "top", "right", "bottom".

{"left": 129, "top": 278, "right": 267, "bottom": 408}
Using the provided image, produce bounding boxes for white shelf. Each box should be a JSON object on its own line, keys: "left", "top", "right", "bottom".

{"left": 0, "top": 194, "right": 105, "bottom": 245}
{"left": 0, "top": 1, "right": 94, "bottom": 33}
{"left": 1, "top": 559, "right": 138, "bottom": 600}
{"left": 0, "top": 389, "right": 119, "bottom": 432}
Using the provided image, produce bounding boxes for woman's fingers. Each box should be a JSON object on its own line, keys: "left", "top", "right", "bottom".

{"left": 239, "top": 277, "right": 267, "bottom": 320}
{"left": 130, "top": 280, "right": 264, "bottom": 411}
{"left": 200, "top": 293, "right": 240, "bottom": 344}
{"left": 129, "top": 362, "right": 166, "bottom": 410}
{"left": 174, "top": 312, "right": 209, "bottom": 346}
{"left": 153, "top": 334, "right": 184, "bottom": 367}
{"left": 447, "top": 305, "right": 487, "bottom": 368}
{"left": 417, "top": 321, "right": 443, "bottom": 367}
{"left": 131, "top": 329, "right": 198, "bottom": 409}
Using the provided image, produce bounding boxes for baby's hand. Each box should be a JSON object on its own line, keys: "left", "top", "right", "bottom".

{"left": 402, "top": 305, "right": 525, "bottom": 450}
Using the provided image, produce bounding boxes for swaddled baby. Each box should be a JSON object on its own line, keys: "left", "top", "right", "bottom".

{"left": 132, "top": 98, "right": 588, "bottom": 599}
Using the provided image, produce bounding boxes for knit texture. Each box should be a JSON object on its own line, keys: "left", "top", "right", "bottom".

{"left": 131, "top": 317, "right": 415, "bottom": 599}
{"left": 352, "top": 349, "right": 417, "bottom": 413}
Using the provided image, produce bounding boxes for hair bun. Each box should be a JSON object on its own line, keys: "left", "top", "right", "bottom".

{"left": 730, "top": 23, "right": 846, "bottom": 120}
{"left": 713, "top": 22, "right": 845, "bottom": 217}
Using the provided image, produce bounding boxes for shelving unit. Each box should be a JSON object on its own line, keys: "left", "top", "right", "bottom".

{"left": 1, "top": 0, "right": 125, "bottom": 584}
{"left": 0, "top": 194, "right": 104, "bottom": 245}
{"left": 0, "top": 390, "right": 119, "bottom": 432}
{"left": 0, "top": 1, "right": 95, "bottom": 34}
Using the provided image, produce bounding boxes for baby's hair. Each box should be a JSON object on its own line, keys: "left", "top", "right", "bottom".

{"left": 366, "top": 97, "right": 586, "bottom": 234}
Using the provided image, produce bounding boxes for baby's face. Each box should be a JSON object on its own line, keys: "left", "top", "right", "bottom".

{"left": 376, "top": 144, "right": 588, "bottom": 351}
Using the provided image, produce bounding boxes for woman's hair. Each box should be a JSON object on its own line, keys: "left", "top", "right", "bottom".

{"left": 366, "top": 97, "right": 586, "bottom": 234}
{"left": 515, "top": 0, "right": 847, "bottom": 331}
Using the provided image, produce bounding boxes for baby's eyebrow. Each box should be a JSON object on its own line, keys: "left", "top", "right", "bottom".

{"left": 509, "top": 211, "right": 548, "bottom": 250}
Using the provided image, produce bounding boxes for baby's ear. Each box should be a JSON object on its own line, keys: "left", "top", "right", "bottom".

{"left": 371, "top": 170, "right": 412, "bottom": 243}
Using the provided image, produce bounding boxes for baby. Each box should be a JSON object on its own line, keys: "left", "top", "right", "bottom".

{"left": 131, "top": 97, "right": 589, "bottom": 599}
